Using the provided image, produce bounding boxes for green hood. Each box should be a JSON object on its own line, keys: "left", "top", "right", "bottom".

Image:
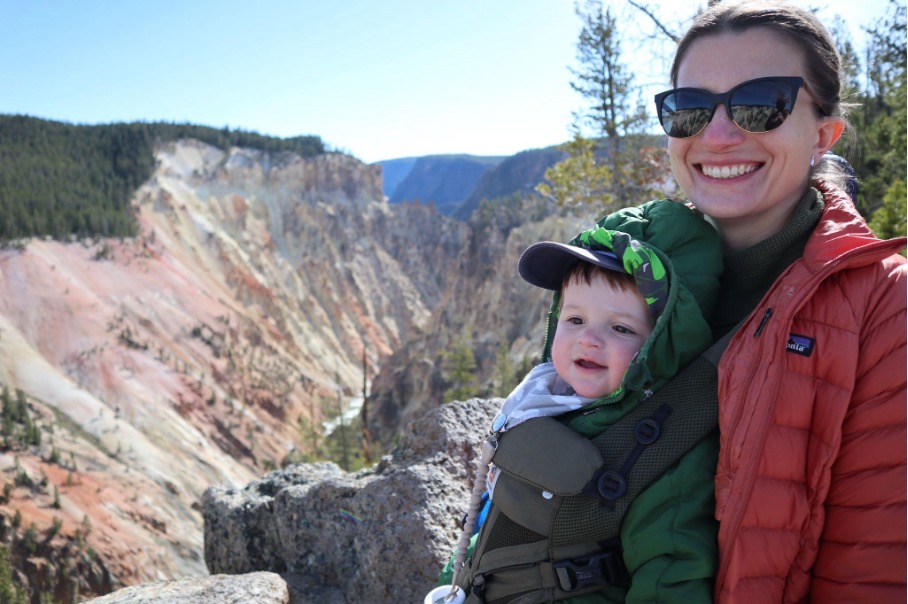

{"left": 540, "top": 199, "right": 722, "bottom": 406}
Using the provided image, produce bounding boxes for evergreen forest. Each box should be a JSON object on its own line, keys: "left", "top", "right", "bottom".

{"left": 0, "top": 115, "right": 325, "bottom": 243}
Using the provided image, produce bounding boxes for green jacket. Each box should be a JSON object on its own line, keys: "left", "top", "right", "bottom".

{"left": 441, "top": 200, "right": 722, "bottom": 603}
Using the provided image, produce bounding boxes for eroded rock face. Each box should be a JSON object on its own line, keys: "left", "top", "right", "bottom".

{"left": 202, "top": 398, "right": 500, "bottom": 603}
{"left": 0, "top": 139, "right": 472, "bottom": 597}
{"left": 81, "top": 571, "right": 289, "bottom": 604}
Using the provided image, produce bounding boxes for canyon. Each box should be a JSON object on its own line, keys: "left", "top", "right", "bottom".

{"left": 0, "top": 139, "right": 596, "bottom": 600}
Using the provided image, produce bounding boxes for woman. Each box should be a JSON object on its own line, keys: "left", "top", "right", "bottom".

{"left": 654, "top": 1, "right": 906, "bottom": 601}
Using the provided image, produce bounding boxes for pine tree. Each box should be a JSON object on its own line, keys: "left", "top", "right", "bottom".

{"left": 868, "top": 180, "right": 907, "bottom": 239}
{"left": 492, "top": 338, "right": 520, "bottom": 397}
{"left": 537, "top": 131, "right": 616, "bottom": 210}
{"left": 571, "top": 1, "right": 647, "bottom": 142}
{"left": 541, "top": 0, "right": 668, "bottom": 213}
{"left": 0, "top": 544, "right": 27, "bottom": 604}
{"left": 443, "top": 337, "right": 479, "bottom": 402}
{"left": 851, "top": 0, "right": 907, "bottom": 227}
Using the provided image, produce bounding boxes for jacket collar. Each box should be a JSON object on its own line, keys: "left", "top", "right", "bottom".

{"left": 804, "top": 180, "right": 905, "bottom": 269}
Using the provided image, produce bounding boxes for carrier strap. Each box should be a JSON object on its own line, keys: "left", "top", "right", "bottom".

{"left": 555, "top": 322, "right": 740, "bottom": 543}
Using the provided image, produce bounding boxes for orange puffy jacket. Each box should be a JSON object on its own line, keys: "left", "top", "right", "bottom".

{"left": 714, "top": 181, "right": 907, "bottom": 602}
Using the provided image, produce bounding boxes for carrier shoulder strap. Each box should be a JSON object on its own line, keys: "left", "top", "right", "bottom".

{"left": 553, "top": 323, "right": 740, "bottom": 543}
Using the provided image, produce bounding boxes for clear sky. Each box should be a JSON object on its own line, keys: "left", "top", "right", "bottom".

{"left": 0, "top": 0, "right": 893, "bottom": 163}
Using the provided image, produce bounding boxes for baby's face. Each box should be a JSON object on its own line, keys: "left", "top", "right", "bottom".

{"left": 551, "top": 276, "right": 652, "bottom": 399}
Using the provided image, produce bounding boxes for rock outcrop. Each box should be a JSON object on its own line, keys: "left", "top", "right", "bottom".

{"left": 82, "top": 571, "right": 289, "bottom": 604}
{"left": 202, "top": 398, "right": 499, "bottom": 603}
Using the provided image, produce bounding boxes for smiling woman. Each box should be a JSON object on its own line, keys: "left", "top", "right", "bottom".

{"left": 666, "top": 28, "right": 844, "bottom": 250}
{"left": 656, "top": 1, "right": 907, "bottom": 601}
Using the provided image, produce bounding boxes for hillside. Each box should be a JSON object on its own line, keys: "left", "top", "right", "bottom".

{"left": 377, "top": 154, "right": 505, "bottom": 215}
{"left": 0, "top": 139, "right": 475, "bottom": 601}
{"left": 0, "top": 114, "right": 325, "bottom": 242}
{"left": 453, "top": 145, "right": 567, "bottom": 220}
{"left": 374, "top": 157, "right": 419, "bottom": 199}
{"left": 375, "top": 147, "right": 570, "bottom": 220}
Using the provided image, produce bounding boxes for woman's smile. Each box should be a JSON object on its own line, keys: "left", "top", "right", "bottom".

{"left": 699, "top": 162, "right": 760, "bottom": 179}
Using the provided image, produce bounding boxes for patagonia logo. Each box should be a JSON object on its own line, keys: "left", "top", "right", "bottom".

{"left": 786, "top": 334, "right": 815, "bottom": 357}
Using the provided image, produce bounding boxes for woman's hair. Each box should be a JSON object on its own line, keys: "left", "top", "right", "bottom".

{"left": 670, "top": 0, "right": 855, "bottom": 188}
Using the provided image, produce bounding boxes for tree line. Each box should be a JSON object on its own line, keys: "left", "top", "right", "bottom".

{"left": 0, "top": 115, "right": 326, "bottom": 243}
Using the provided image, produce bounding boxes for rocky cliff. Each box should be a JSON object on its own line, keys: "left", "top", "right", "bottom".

{"left": 0, "top": 140, "right": 473, "bottom": 601}
{"left": 365, "top": 194, "right": 598, "bottom": 451}
{"left": 81, "top": 398, "right": 497, "bottom": 603}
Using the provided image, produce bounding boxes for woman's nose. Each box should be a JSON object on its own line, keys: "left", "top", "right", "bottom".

{"left": 699, "top": 104, "right": 746, "bottom": 148}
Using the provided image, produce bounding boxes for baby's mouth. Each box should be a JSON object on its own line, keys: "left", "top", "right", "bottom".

{"left": 576, "top": 359, "right": 604, "bottom": 370}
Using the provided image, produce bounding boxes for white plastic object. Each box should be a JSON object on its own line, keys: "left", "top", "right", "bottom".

{"left": 424, "top": 585, "right": 466, "bottom": 604}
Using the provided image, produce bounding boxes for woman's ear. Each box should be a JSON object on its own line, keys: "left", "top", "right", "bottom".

{"left": 815, "top": 116, "right": 846, "bottom": 156}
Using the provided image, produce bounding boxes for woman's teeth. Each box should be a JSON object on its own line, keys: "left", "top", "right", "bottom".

{"left": 701, "top": 164, "right": 758, "bottom": 179}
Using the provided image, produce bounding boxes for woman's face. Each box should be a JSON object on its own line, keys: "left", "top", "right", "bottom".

{"left": 668, "top": 28, "right": 842, "bottom": 250}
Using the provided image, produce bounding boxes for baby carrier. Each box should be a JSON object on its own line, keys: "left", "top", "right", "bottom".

{"left": 443, "top": 200, "right": 727, "bottom": 603}
{"left": 453, "top": 331, "right": 731, "bottom": 603}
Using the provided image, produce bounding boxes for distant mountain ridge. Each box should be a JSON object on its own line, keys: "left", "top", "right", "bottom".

{"left": 375, "top": 147, "right": 573, "bottom": 218}
{"left": 453, "top": 146, "right": 567, "bottom": 220}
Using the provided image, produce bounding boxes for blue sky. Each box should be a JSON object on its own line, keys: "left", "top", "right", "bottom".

{"left": 0, "top": 0, "right": 893, "bottom": 163}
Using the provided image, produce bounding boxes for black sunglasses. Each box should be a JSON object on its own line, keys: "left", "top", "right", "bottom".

{"left": 654, "top": 76, "right": 826, "bottom": 138}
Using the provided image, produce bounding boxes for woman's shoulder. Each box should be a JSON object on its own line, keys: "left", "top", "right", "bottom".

{"left": 795, "top": 243, "right": 907, "bottom": 351}
{"left": 808, "top": 181, "right": 906, "bottom": 272}
{"left": 832, "top": 249, "right": 906, "bottom": 322}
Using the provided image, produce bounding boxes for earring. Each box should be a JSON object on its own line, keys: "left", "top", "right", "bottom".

{"left": 810, "top": 156, "right": 816, "bottom": 167}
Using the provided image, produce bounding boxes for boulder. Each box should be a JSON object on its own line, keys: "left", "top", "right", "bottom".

{"left": 202, "top": 398, "right": 499, "bottom": 603}
{"left": 81, "top": 571, "right": 289, "bottom": 604}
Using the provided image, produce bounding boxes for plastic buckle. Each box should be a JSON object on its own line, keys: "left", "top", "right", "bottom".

{"left": 553, "top": 550, "right": 623, "bottom": 592}
{"left": 596, "top": 470, "right": 627, "bottom": 500}
{"left": 635, "top": 417, "right": 661, "bottom": 444}
{"left": 471, "top": 573, "right": 486, "bottom": 601}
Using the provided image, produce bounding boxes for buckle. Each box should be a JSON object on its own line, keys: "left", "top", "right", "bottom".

{"left": 471, "top": 573, "right": 486, "bottom": 599}
{"left": 553, "top": 549, "right": 625, "bottom": 592}
{"left": 596, "top": 470, "right": 626, "bottom": 500}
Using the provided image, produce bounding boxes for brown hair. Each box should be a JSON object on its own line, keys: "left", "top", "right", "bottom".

{"left": 561, "top": 259, "right": 637, "bottom": 293}
{"left": 670, "top": 0, "right": 854, "bottom": 183}
{"left": 558, "top": 260, "right": 654, "bottom": 328}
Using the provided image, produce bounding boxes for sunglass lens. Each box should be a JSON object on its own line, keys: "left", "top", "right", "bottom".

{"left": 729, "top": 80, "right": 795, "bottom": 133}
{"left": 659, "top": 90, "right": 712, "bottom": 138}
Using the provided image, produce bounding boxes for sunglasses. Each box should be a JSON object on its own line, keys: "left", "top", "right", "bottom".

{"left": 654, "top": 76, "right": 825, "bottom": 138}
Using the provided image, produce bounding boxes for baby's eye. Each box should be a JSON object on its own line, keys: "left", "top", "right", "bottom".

{"left": 613, "top": 325, "right": 635, "bottom": 335}
{"left": 565, "top": 316, "right": 584, "bottom": 326}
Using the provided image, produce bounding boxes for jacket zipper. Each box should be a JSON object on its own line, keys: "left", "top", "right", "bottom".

{"left": 753, "top": 308, "right": 773, "bottom": 337}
